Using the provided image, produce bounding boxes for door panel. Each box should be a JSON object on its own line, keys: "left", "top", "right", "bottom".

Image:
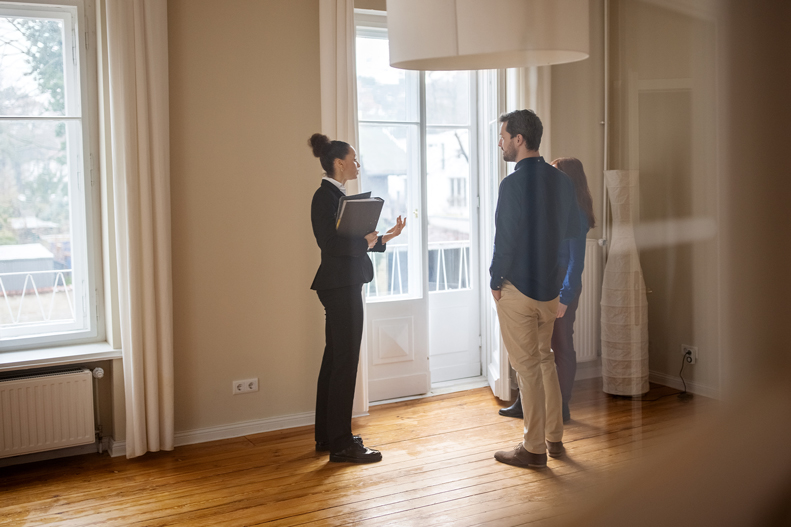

{"left": 367, "top": 306, "right": 429, "bottom": 401}
{"left": 429, "top": 291, "right": 480, "bottom": 382}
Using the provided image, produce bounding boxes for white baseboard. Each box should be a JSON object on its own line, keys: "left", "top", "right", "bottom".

{"left": 109, "top": 437, "right": 126, "bottom": 458}
{"left": 649, "top": 370, "right": 720, "bottom": 399}
{"left": 173, "top": 411, "right": 315, "bottom": 448}
{"left": 155, "top": 380, "right": 487, "bottom": 451}
{"left": 107, "top": 410, "right": 376, "bottom": 458}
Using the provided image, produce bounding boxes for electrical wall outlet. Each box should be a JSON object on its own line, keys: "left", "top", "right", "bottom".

{"left": 682, "top": 345, "right": 697, "bottom": 365}
{"left": 232, "top": 378, "right": 259, "bottom": 395}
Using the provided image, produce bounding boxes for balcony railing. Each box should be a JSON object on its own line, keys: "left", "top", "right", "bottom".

{"left": 0, "top": 269, "right": 75, "bottom": 326}
{"left": 367, "top": 240, "right": 471, "bottom": 298}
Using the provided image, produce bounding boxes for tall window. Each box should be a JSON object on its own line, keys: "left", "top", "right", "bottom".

{"left": 355, "top": 13, "right": 476, "bottom": 299}
{"left": 0, "top": 1, "right": 99, "bottom": 349}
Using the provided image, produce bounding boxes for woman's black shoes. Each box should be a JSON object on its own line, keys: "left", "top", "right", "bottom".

{"left": 317, "top": 435, "right": 382, "bottom": 464}
{"left": 329, "top": 441, "right": 382, "bottom": 463}
{"left": 499, "top": 393, "right": 523, "bottom": 418}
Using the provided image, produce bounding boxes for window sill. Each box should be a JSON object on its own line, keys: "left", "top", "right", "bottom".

{"left": 0, "top": 342, "right": 122, "bottom": 373}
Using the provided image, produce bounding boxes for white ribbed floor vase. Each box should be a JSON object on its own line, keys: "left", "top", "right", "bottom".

{"left": 601, "top": 170, "right": 649, "bottom": 395}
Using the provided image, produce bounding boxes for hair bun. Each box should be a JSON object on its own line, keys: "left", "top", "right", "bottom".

{"left": 308, "top": 133, "right": 331, "bottom": 158}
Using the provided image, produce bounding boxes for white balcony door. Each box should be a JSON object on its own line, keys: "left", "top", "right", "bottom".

{"left": 356, "top": 15, "right": 482, "bottom": 401}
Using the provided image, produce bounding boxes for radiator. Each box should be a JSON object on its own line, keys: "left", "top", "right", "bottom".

{"left": 573, "top": 239, "right": 602, "bottom": 362}
{"left": 0, "top": 368, "right": 95, "bottom": 458}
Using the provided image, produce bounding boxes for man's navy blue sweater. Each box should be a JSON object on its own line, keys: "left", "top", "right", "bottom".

{"left": 490, "top": 156, "right": 582, "bottom": 301}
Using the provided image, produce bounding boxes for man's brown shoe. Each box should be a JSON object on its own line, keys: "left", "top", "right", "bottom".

{"left": 546, "top": 440, "right": 565, "bottom": 458}
{"left": 494, "top": 443, "right": 547, "bottom": 468}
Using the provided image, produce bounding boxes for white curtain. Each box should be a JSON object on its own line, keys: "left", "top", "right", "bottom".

{"left": 104, "top": 0, "right": 174, "bottom": 459}
{"left": 507, "top": 66, "right": 552, "bottom": 160}
{"left": 319, "top": 0, "right": 368, "bottom": 415}
{"left": 319, "top": 0, "right": 359, "bottom": 156}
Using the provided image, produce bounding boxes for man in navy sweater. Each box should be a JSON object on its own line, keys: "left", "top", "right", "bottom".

{"left": 490, "top": 110, "right": 581, "bottom": 469}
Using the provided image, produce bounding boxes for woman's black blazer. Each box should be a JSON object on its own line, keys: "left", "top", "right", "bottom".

{"left": 310, "top": 179, "right": 385, "bottom": 290}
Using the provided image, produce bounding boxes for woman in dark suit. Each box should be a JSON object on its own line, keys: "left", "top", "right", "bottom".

{"left": 308, "top": 133, "right": 404, "bottom": 464}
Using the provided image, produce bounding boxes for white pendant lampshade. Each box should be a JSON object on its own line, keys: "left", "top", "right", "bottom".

{"left": 386, "top": 0, "right": 589, "bottom": 70}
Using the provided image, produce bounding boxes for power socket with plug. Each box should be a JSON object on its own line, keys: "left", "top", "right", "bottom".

{"left": 682, "top": 345, "right": 697, "bottom": 365}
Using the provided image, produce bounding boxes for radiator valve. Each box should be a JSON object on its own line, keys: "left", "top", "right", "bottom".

{"left": 92, "top": 367, "right": 105, "bottom": 379}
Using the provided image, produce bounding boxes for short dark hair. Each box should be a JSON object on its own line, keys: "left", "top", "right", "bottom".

{"left": 499, "top": 110, "right": 543, "bottom": 151}
{"left": 308, "top": 133, "right": 351, "bottom": 177}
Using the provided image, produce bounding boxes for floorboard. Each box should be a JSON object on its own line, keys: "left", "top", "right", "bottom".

{"left": 0, "top": 378, "right": 715, "bottom": 526}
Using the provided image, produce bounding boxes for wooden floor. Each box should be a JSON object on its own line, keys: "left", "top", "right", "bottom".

{"left": 0, "top": 378, "right": 715, "bottom": 526}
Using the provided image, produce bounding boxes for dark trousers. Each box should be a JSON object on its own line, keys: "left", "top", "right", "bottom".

{"left": 315, "top": 284, "right": 364, "bottom": 453}
{"left": 551, "top": 291, "right": 580, "bottom": 410}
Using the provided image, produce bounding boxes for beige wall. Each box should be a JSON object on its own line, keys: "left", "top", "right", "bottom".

{"left": 168, "top": 0, "right": 325, "bottom": 433}
{"left": 552, "top": 0, "right": 720, "bottom": 393}
{"left": 550, "top": 0, "right": 605, "bottom": 241}
{"left": 607, "top": 0, "right": 719, "bottom": 393}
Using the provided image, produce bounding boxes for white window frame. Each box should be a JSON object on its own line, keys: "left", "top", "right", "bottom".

{"left": 0, "top": 0, "right": 103, "bottom": 351}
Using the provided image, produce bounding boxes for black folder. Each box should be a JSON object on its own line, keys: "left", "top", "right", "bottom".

{"left": 336, "top": 192, "right": 384, "bottom": 238}
{"left": 335, "top": 192, "right": 371, "bottom": 221}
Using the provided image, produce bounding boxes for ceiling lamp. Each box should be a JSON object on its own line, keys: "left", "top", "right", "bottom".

{"left": 386, "top": 0, "right": 590, "bottom": 70}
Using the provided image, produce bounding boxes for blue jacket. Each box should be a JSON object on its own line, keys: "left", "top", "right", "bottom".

{"left": 490, "top": 157, "right": 582, "bottom": 301}
{"left": 557, "top": 210, "right": 590, "bottom": 305}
